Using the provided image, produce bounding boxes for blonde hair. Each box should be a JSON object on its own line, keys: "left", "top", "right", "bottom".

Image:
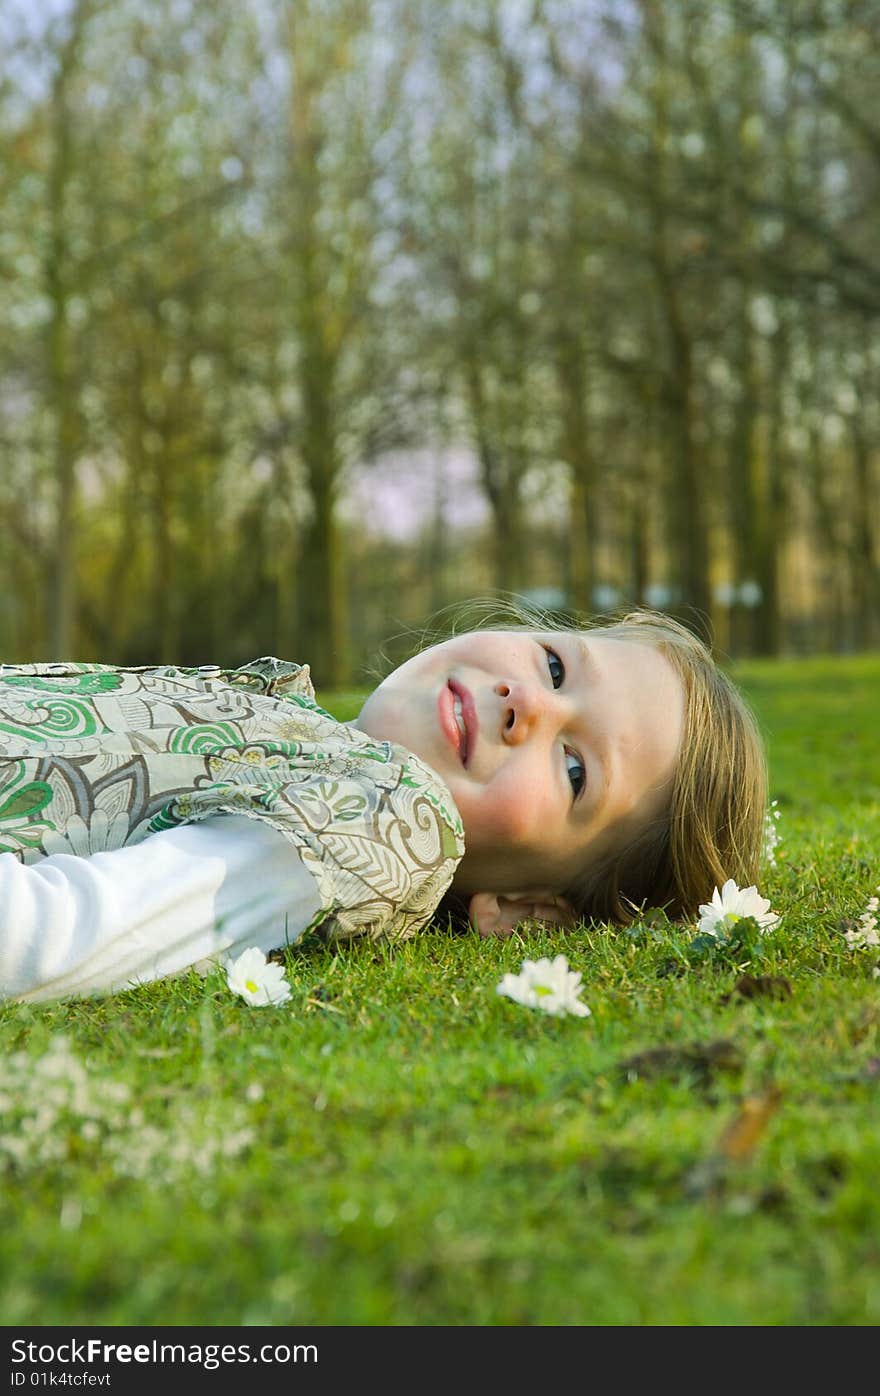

{"left": 563, "top": 609, "right": 768, "bottom": 924}
{"left": 411, "top": 596, "right": 768, "bottom": 927}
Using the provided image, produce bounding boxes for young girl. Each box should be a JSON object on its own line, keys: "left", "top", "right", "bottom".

{"left": 0, "top": 606, "right": 767, "bottom": 1003}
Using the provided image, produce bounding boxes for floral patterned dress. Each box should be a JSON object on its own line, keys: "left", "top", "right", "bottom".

{"left": 0, "top": 657, "right": 464, "bottom": 943}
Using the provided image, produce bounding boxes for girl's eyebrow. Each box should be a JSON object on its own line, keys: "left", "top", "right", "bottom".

{"left": 573, "top": 634, "right": 598, "bottom": 679}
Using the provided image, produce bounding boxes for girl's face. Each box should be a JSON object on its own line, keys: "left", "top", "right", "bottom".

{"left": 354, "top": 629, "right": 685, "bottom": 898}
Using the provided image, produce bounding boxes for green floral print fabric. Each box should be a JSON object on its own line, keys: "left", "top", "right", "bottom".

{"left": 0, "top": 657, "right": 465, "bottom": 943}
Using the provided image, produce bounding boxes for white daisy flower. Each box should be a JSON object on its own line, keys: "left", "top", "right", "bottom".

{"left": 697, "top": 878, "right": 780, "bottom": 936}
{"left": 763, "top": 799, "right": 782, "bottom": 864}
{"left": 226, "top": 947, "right": 291, "bottom": 1007}
{"left": 844, "top": 887, "right": 880, "bottom": 949}
{"left": 496, "top": 954, "right": 591, "bottom": 1018}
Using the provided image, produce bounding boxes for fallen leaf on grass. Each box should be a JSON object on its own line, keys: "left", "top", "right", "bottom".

{"left": 618, "top": 1037, "right": 743, "bottom": 1084}
{"left": 715, "top": 1086, "right": 783, "bottom": 1162}
{"left": 684, "top": 1085, "right": 783, "bottom": 1198}
{"left": 720, "top": 974, "right": 793, "bottom": 1004}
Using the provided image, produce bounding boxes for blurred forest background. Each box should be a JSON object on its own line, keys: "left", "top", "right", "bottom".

{"left": 1, "top": 0, "right": 878, "bottom": 685}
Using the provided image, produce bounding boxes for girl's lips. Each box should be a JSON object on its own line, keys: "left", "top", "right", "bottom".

{"left": 438, "top": 682, "right": 465, "bottom": 764}
{"left": 446, "top": 678, "right": 478, "bottom": 768}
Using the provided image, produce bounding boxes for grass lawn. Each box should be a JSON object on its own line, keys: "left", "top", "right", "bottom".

{"left": 1, "top": 653, "right": 879, "bottom": 1326}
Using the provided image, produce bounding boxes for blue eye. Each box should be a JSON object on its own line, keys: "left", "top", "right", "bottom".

{"left": 545, "top": 648, "right": 564, "bottom": 689}
{"left": 543, "top": 645, "right": 584, "bottom": 800}
{"left": 565, "top": 749, "right": 586, "bottom": 799}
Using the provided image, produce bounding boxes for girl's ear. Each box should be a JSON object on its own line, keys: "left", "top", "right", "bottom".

{"left": 467, "top": 890, "right": 576, "bottom": 939}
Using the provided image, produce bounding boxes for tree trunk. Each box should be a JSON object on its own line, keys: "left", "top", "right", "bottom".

{"left": 465, "top": 360, "right": 525, "bottom": 596}
{"left": 297, "top": 475, "right": 345, "bottom": 688}
{"left": 630, "top": 491, "right": 650, "bottom": 606}
{"left": 727, "top": 306, "right": 762, "bottom": 657}
{"left": 663, "top": 314, "right": 712, "bottom": 639}
{"left": 850, "top": 406, "right": 880, "bottom": 649}
{"left": 288, "top": 3, "right": 347, "bottom": 686}
{"left": 641, "top": 0, "right": 711, "bottom": 641}
{"left": 45, "top": 4, "right": 91, "bottom": 656}
{"left": 479, "top": 440, "right": 524, "bottom": 596}
{"left": 556, "top": 330, "right": 595, "bottom": 613}
{"left": 752, "top": 324, "right": 788, "bottom": 657}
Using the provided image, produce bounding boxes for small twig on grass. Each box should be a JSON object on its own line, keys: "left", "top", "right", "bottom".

{"left": 305, "top": 996, "right": 345, "bottom": 1014}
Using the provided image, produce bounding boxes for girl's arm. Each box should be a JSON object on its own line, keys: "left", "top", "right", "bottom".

{"left": 0, "top": 815, "right": 322, "bottom": 1003}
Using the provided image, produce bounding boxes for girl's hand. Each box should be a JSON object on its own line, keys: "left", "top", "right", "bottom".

{"left": 470, "top": 891, "right": 576, "bottom": 937}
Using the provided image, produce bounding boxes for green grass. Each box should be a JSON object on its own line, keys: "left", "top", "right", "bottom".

{"left": 2, "top": 654, "right": 879, "bottom": 1326}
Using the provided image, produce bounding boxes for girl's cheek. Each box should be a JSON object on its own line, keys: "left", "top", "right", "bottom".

{"left": 485, "top": 772, "right": 549, "bottom": 842}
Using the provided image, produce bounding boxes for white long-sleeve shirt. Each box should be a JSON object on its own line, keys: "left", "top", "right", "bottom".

{"left": 1, "top": 815, "right": 320, "bottom": 1003}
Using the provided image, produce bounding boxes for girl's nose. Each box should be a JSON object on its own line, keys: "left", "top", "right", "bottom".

{"left": 495, "top": 680, "right": 549, "bottom": 743}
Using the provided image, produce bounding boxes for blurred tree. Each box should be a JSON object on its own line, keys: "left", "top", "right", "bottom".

{"left": 253, "top": 0, "right": 403, "bottom": 682}
{"left": 44, "top": 0, "right": 94, "bottom": 656}
{"left": 396, "top": 0, "right": 552, "bottom": 596}
{"left": 0, "top": 0, "right": 877, "bottom": 670}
